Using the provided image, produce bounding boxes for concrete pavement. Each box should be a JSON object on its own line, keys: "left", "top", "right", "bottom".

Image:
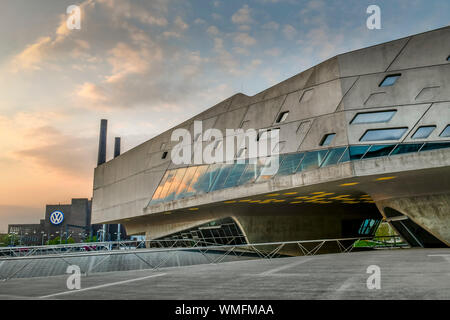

{"left": 0, "top": 248, "right": 449, "bottom": 300}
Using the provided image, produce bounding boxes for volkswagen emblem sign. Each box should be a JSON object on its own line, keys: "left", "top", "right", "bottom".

{"left": 50, "top": 210, "right": 64, "bottom": 225}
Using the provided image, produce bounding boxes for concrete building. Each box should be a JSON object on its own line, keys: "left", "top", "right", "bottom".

{"left": 92, "top": 27, "right": 450, "bottom": 249}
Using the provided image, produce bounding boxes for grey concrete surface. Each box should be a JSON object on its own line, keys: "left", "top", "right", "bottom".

{"left": 1, "top": 248, "right": 449, "bottom": 300}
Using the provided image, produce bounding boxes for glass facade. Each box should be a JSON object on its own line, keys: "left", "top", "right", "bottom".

{"left": 148, "top": 141, "right": 450, "bottom": 206}
{"left": 350, "top": 110, "right": 396, "bottom": 124}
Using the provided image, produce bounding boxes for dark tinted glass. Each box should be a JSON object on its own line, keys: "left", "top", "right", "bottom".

{"left": 420, "top": 142, "right": 450, "bottom": 152}
{"left": 362, "top": 145, "right": 395, "bottom": 159}
{"left": 390, "top": 144, "right": 422, "bottom": 156}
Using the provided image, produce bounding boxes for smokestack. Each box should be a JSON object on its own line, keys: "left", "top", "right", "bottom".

{"left": 114, "top": 137, "right": 121, "bottom": 158}
{"left": 97, "top": 119, "right": 107, "bottom": 166}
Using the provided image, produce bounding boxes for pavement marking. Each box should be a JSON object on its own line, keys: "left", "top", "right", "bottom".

{"left": 39, "top": 272, "right": 167, "bottom": 299}
{"left": 259, "top": 258, "right": 313, "bottom": 276}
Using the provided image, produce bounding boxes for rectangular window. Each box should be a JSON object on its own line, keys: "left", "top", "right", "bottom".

{"left": 360, "top": 128, "right": 407, "bottom": 142}
{"left": 321, "top": 147, "right": 346, "bottom": 167}
{"left": 296, "top": 150, "right": 328, "bottom": 172}
{"left": 350, "top": 110, "right": 396, "bottom": 124}
{"left": 276, "top": 111, "right": 289, "bottom": 123}
{"left": 411, "top": 125, "right": 436, "bottom": 139}
{"left": 320, "top": 133, "right": 336, "bottom": 146}
{"left": 379, "top": 74, "right": 401, "bottom": 87}
{"left": 222, "top": 163, "right": 247, "bottom": 189}
{"left": 362, "top": 145, "right": 395, "bottom": 159}
{"left": 390, "top": 143, "right": 422, "bottom": 156}
{"left": 162, "top": 151, "right": 168, "bottom": 159}
{"left": 276, "top": 153, "right": 304, "bottom": 176}
{"left": 440, "top": 125, "right": 450, "bottom": 137}
{"left": 420, "top": 142, "right": 450, "bottom": 152}
{"left": 339, "top": 145, "right": 370, "bottom": 162}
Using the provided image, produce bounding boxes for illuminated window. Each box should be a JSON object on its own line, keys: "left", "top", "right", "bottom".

{"left": 379, "top": 74, "right": 401, "bottom": 87}
{"left": 320, "top": 133, "right": 336, "bottom": 146}
{"left": 350, "top": 110, "right": 396, "bottom": 124}
{"left": 360, "top": 128, "right": 407, "bottom": 142}
{"left": 411, "top": 126, "right": 436, "bottom": 139}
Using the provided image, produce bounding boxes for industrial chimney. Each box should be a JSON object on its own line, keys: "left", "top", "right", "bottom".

{"left": 114, "top": 137, "right": 121, "bottom": 158}
{"left": 97, "top": 119, "right": 107, "bottom": 166}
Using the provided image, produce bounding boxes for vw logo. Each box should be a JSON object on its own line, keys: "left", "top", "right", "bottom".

{"left": 50, "top": 211, "right": 64, "bottom": 225}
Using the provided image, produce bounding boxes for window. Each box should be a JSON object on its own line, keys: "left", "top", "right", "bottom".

{"left": 161, "top": 151, "right": 168, "bottom": 159}
{"left": 447, "top": 55, "right": 450, "bottom": 62}
{"left": 321, "top": 147, "right": 347, "bottom": 167}
{"left": 390, "top": 144, "right": 422, "bottom": 156}
{"left": 276, "top": 153, "right": 304, "bottom": 176}
{"left": 360, "top": 128, "right": 408, "bottom": 142}
{"left": 379, "top": 74, "right": 401, "bottom": 87}
{"left": 276, "top": 111, "right": 289, "bottom": 123}
{"left": 320, "top": 133, "right": 336, "bottom": 146}
{"left": 420, "top": 141, "right": 450, "bottom": 152}
{"left": 440, "top": 125, "right": 450, "bottom": 137}
{"left": 339, "top": 145, "right": 370, "bottom": 162}
{"left": 257, "top": 128, "right": 280, "bottom": 141}
{"left": 350, "top": 110, "right": 396, "bottom": 124}
{"left": 296, "top": 150, "right": 328, "bottom": 172}
{"left": 411, "top": 126, "right": 436, "bottom": 139}
{"left": 362, "top": 145, "right": 395, "bottom": 159}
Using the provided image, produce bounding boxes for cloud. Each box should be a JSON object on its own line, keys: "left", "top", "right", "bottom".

{"left": 262, "top": 21, "right": 279, "bottom": 30}
{"left": 194, "top": 18, "right": 206, "bottom": 24}
{"left": 233, "top": 32, "right": 257, "bottom": 46}
{"left": 264, "top": 48, "right": 281, "bottom": 56}
{"left": 231, "top": 5, "right": 253, "bottom": 24}
{"left": 283, "top": 24, "right": 297, "bottom": 39}
{"left": 207, "top": 25, "right": 220, "bottom": 36}
{"left": 10, "top": 37, "right": 53, "bottom": 71}
{"left": 77, "top": 82, "right": 109, "bottom": 105}
{"left": 174, "top": 16, "right": 189, "bottom": 30}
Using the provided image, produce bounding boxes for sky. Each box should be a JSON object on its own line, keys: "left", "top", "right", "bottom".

{"left": 0, "top": 0, "right": 449, "bottom": 232}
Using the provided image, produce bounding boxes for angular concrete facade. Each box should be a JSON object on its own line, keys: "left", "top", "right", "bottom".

{"left": 92, "top": 27, "right": 450, "bottom": 248}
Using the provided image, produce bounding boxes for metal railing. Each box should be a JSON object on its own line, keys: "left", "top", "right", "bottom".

{"left": 0, "top": 236, "right": 371, "bottom": 260}
{"left": 0, "top": 237, "right": 382, "bottom": 281}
